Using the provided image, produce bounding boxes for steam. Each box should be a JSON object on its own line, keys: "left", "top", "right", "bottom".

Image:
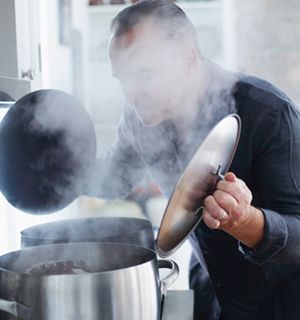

{"left": 20, "top": 217, "right": 154, "bottom": 249}
{"left": 0, "top": 3, "right": 240, "bottom": 286}
{"left": 85, "top": 8, "right": 238, "bottom": 201}
{"left": 12, "top": 3, "right": 238, "bottom": 218}
{"left": 23, "top": 90, "right": 96, "bottom": 214}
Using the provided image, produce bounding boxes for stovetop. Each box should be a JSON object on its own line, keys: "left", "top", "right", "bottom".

{"left": 162, "top": 290, "right": 194, "bottom": 320}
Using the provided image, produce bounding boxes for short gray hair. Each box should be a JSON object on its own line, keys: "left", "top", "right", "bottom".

{"left": 111, "top": 0, "right": 200, "bottom": 51}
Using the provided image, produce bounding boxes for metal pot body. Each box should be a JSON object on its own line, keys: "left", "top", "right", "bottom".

{"left": 0, "top": 242, "right": 177, "bottom": 320}
{"left": 20, "top": 217, "right": 155, "bottom": 249}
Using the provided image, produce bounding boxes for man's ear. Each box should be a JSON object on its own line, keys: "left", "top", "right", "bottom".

{"left": 185, "top": 47, "right": 200, "bottom": 71}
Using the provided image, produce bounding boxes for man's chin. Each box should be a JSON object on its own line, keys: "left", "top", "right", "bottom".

{"left": 136, "top": 112, "right": 163, "bottom": 127}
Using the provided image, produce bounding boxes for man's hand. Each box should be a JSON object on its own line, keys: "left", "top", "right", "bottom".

{"left": 202, "top": 172, "right": 265, "bottom": 248}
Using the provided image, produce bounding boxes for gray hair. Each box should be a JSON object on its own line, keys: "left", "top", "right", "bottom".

{"left": 111, "top": 0, "right": 200, "bottom": 52}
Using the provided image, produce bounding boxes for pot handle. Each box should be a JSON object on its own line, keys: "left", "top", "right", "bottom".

{"left": 157, "top": 259, "right": 179, "bottom": 296}
{"left": 0, "top": 298, "right": 31, "bottom": 320}
{"left": 152, "top": 226, "right": 159, "bottom": 240}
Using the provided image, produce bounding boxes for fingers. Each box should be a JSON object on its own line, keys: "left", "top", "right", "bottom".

{"left": 202, "top": 208, "right": 221, "bottom": 229}
{"left": 224, "top": 172, "right": 236, "bottom": 183}
{"left": 213, "top": 190, "right": 240, "bottom": 217}
{"left": 203, "top": 195, "right": 229, "bottom": 229}
{"left": 202, "top": 172, "right": 253, "bottom": 230}
{"left": 217, "top": 173, "right": 252, "bottom": 204}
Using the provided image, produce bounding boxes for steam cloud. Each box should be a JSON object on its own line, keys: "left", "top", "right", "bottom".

{"left": 13, "top": 3, "right": 238, "bottom": 219}
{"left": 85, "top": 7, "right": 238, "bottom": 202}
{"left": 0, "top": 2, "right": 240, "bottom": 281}
{"left": 7, "top": 89, "right": 97, "bottom": 214}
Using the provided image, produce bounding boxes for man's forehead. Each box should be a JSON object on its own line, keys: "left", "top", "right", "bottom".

{"left": 109, "top": 18, "right": 184, "bottom": 77}
{"left": 111, "top": 18, "right": 167, "bottom": 51}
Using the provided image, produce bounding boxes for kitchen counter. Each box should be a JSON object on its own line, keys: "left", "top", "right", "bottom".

{"left": 0, "top": 76, "right": 30, "bottom": 102}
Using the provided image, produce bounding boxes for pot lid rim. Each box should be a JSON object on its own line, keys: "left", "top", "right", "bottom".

{"left": 156, "top": 113, "right": 242, "bottom": 257}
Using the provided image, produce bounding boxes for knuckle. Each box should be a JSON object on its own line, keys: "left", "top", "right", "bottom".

{"left": 232, "top": 208, "right": 242, "bottom": 219}
{"left": 204, "top": 195, "right": 212, "bottom": 206}
{"left": 213, "top": 207, "right": 227, "bottom": 220}
{"left": 232, "top": 200, "right": 241, "bottom": 212}
{"left": 247, "top": 190, "right": 253, "bottom": 202}
{"left": 238, "top": 180, "right": 244, "bottom": 187}
{"left": 214, "top": 190, "right": 227, "bottom": 206}
{"left": 217, "top": 180, "right": 226, "bottom": 190}
{"left": 212, "top": 208, "right": 221, "bottom": 218}
{"left": 219, "top": 195, "right": 228, "bottom": 208}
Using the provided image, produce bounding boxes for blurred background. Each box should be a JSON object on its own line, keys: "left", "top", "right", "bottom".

{"left": 0, "top": 0, "right": 300, "bottom": 289}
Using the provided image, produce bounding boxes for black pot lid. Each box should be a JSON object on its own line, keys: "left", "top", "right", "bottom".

{"left": 0, "top": 89, "right": 97, "bottom": 214}
{"left": 156, "top": 114, "right": 241, "bottom": 257}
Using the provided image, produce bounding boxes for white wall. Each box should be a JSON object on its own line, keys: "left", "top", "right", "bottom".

{"left": 39, "top": 0, "right": 73, "bottom": 92}
{"left": 229, "top": 0, "right": 300, "bottom": 104}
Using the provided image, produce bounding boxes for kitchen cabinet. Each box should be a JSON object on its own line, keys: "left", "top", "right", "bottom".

{"left": 0, "top": 0, "right": 42, "bottom": 89}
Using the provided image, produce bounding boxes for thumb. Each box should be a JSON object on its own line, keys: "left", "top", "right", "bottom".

{"left": 224, "top": 172, "right": 236, "bottom": 182}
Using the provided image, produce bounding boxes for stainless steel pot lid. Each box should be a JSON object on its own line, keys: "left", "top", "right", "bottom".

{"left": 156, "top": 114, "right": 241, "bottom": 257}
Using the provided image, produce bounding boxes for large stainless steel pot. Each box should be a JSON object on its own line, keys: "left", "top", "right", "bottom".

{"left": 0, "top": 242, "right": 178, "bottom": 320}
{"left": 20, "top": 217, "right": 155, "bottom": 249}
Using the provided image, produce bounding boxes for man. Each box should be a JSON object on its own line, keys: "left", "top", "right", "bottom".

{"left": 89, "top": 1, "right": 300, "bottom": 319}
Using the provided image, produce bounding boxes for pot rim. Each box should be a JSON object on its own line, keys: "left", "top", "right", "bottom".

{"left": 0, "top": 242, "right": 157, "bottom": 278}
{"left": 20, "top": 217, "right": 153, "bottom": 241}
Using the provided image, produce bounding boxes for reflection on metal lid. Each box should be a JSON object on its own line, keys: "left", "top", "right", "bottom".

{"left": 157, "top": 114, "right": 241, "bottom": 257}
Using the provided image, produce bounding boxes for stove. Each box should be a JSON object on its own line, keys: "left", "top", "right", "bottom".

{"left": 162, "top": 290, "right": 194, "bottom": 320}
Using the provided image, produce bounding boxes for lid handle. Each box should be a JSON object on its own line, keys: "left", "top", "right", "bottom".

{"left": 194, "top": 163, "right": 225, "bottom": 217}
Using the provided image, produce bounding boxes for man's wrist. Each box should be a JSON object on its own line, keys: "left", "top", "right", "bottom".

{"left": 225, "top": 206, "right": 265, "bottom": 248}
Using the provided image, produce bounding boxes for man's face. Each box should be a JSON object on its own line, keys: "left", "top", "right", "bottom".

{"left": 109, "top": 21, "right": 189, "bottom": 126}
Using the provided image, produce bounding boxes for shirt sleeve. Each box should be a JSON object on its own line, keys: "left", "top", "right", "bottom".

{"left": 239, "top": 102, "right": 300, "bottom": 265}
{"left": 238, "top": 208, "right": 287, "bottom": 264}
{"left": 85, "top": 110, "right": 146, "bottom": 199}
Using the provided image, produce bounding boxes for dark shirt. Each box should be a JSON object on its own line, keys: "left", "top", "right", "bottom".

{"left": 92, "top": 62, "right": 300, "bottom": 320}
{"left": 192, "top": 73, "right": 300, "bottom": 320}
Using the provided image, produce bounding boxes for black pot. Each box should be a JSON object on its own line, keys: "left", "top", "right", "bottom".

{"left": 21, "top": 217, "right": 155, "bottom": 250}
{"left": 0, "top": 89, "right": 97, "bottom": 214}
